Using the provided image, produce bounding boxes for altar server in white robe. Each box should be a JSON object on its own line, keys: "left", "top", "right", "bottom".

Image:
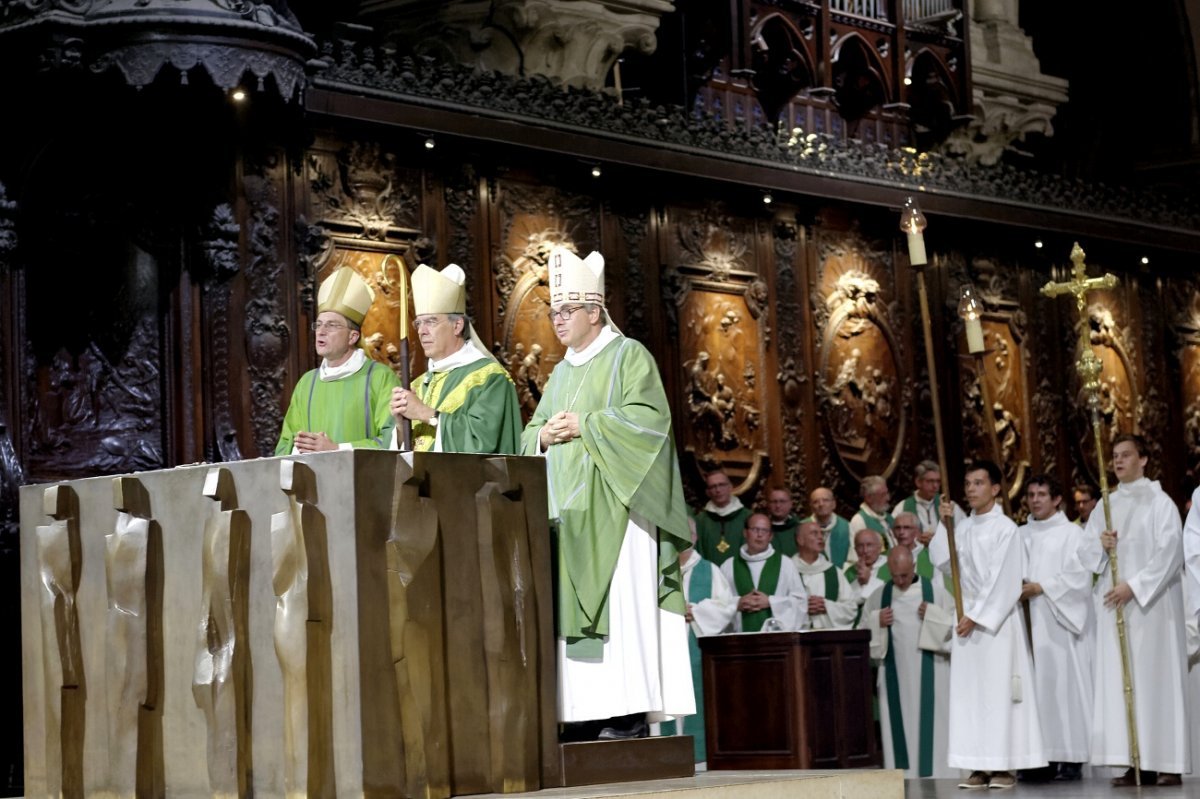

{"left": 791, "top": 520, "right": 858, "bottom": 629}
{"left": 863, "top": 546, "right": 956, "bottom": 778}
{"left": 1019, "top": 474, "right": 1093, "bottom": 781}
{"left": 720, "top": 513, "right": 808, "bottom": 632}
{"left": 1080, "top": 434, "right": 1189, "bottom": 786}
{"left": 929, "top": 459, "right": 1046, "bottom": 790}
{"left": 1184, "top": 485, "right": 1200, "bottom": 773}
{"left": 660, "top": 522, "right": 737, "bottom": 762}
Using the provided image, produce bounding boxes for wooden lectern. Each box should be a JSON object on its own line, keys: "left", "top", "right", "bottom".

{"left": 700, "top": 630, "right": 880, "bottom": 770}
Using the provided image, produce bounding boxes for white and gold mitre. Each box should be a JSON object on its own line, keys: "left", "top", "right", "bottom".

{"left": 317, "top": 266, "right": 375, "bottom": 325}
{"left": 412, "top": 263, "right": 467, "bottom": 316}
{"left": 548, "top": 246, "right": 605, "bottom": 307}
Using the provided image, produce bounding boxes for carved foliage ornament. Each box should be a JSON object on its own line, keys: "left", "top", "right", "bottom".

{"left": 2, "top": 1, "right": 314, "bottom": 100}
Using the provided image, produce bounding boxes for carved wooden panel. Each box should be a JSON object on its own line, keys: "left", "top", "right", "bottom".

{"left": 492, "top": 180, "right": 600, "bottom": 417}
{"left": 1069, "top": 293, "right": 1139, "bottom": 488}
{"left": 664, "top": 205, "right": 769, "bottom": 493}
{"left": 305, "top": 138, "right": 431, "bottom": 382}
{"left": 813, "top": 229, "right": 906, "bottom": 485}
{"left": 1171, "top": 284, "right": 1200, "bottom": 481}
{"left": 953, "top": 256, "right": 1032, "bottom": 499}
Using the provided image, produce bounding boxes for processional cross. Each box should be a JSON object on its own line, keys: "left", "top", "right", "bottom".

{"left": 1040, "top": 242, "right": 1140, "bottom": 782}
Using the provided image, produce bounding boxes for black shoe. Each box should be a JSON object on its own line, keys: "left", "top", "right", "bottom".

{"left": 1054, "top": 763, "right": 1083, "bottom": 781}
{"left": 1017, "top": 765, "right": 1055, "bottom": 783}
{"left": 597, "top": 712, "right": 648, "bottom": 740}
{"left": 559, "top": 719, "right": 604, "bottom": 742}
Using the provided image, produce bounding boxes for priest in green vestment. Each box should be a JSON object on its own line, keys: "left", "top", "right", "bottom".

{"left": 861, "top": 546, "right": 956, "bottom": 777}
{"left": 891, "top": 460, "right": 965, "bottom": 547}
{"left": 849, "top": 474, "right": 895, "bottom": 549}
{"left": 692, "top": 469, "right": 752, "bottom": 565}
{"left": 521, "top": 245, "right": 693, "bottom": 736}
{"left": 766, "top": 486, "right": 801, "bottom": 558}
{"left": 275, "top": 266, "right": 399, "bottom": 455}
{"left": 803, "top": 486, "right": 855, "bottom": 568}
{"left": 389, "top": 263, "right": 521, "bottom": 454}
{"left": 719, "top": 513, "right": 809, "bottom": 632}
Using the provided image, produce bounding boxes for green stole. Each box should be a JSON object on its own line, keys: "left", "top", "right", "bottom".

{"left": 802, "top": 514, "right": 852, "bottom": 568}
{"left": 662, "top": 556, "right": 712, "bottom": 761}
{"left": 770, "top": 516, "right": 800, "bottom": 557}
{"left": 903, "top": 493, "right": 939, "bottom": 526}
{"left": 846, "top": 561, "right": 889, "bottom": 627}
{"left": 733, "top": 551, "right": 783, "bottom": 632}
{"left": 822, "top": 565, "right": 839, "bottom": 600}
{"left": 857, "top": 508, "right": 894, "bottom": 550}
{"left": 881, "top": 576, "right": 936, "bottom": 777}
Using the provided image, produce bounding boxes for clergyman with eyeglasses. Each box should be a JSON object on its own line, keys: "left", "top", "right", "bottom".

{"left": 388, "top": 263, "right": 521, "bottom": 453}
{"left": 274, "top": 266, "right": 400, "bottom": 455}
{"left": 521, "top": 245, "right": 694, "bottom": 742}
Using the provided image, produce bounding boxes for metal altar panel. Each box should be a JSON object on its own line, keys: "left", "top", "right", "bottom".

{"left": 19, "top": 449, "right": 557, "bottom": 798}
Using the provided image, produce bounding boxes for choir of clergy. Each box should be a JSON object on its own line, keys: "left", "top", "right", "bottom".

{"left": 849, "top": 474, "right": 896, "bottom": 550}
{"left": 720, "top": 513, "right": 809, "bottom": 632}
{"left": 805, "top": 486, "right": 854, "bottom": 568}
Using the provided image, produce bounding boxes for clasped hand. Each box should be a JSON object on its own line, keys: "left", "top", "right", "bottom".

{"left": 539, "top": 411, "right": 581, "bottom": 449}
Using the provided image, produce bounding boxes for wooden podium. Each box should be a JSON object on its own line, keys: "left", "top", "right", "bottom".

{"left": 19, "top": 450, "right": 560, "bottom": 798}
{"left": 700, "top": 630, "right": 880, "bottom": 770}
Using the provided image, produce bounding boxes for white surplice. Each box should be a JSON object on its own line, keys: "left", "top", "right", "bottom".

{"left": 682, "top": 549, "right": 737, "bottom": 636}
{"left": 848, "top": 557, "right": 886, "bottom": 607}
{"left": 863, "top": 577, "right": 956, "bottom": 778}
{"left": 719, "top": 545, "right": 809, "bottom": 632}
{"left": 1183, "top": 484, "right": 1200, "bottom": 620}
{"left": 1079, "top": 477, "right": 1190, "bottom": 774}
{"left": 791, "top": 553, "right": 858, "bottom": 629}
{"left": 930, "top": 504, "right": 1047, "bottom": 771}
{"left": 1021, "top": 510, "right": 1094, "bottom": 762}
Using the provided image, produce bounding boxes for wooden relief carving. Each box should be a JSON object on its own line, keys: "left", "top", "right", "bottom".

{"left": 669, "top": 206, "right": 768, "bottom": 486}
{"left": 243, "top": 167, "right": 292, "bottom": 458}
{"left": 35, "top": 484, "right": 85, "bottom": 799}
{"left": 201, "top": 204, "right": 245, "bottom": 463}
{"left": 26, "top": 318, "right": 163, "bottom": 477}
{"left": 1070, "top": 299, "right": 1138, "bottom": 486}
{"left": 494, "top": 182, "right": 599, "bottom": 416}
{"left": 1172, "top": 285, "right": 1200, "bottom": 479}
{"left": 1136, "top": 280, "right": 1170, "bottom": 470}
{"left": 773, "top": 221, "right": 807, "bottom": 496}
{"left": 193, "top": 467, "right": 251, "bottom": 797}
{"left": 1030, "top": 281, "right": 1064, "bottom": 479}
{"left": 106, "top": 476, "right": 164, "bottom": 798}
{"left": 475, "top": 459, "right": 539, "bottom": 792}
{"left": 955, "top": 258, "right": 1031, "bottom": 497}
{"left": 813, "top": 235, "right": 905, "bottom": 482}
{"left": 269, "top": 460, "right": 334, "bottom": 798}
{"left": 383, "top": 459, "right": 447, "bottom": 799}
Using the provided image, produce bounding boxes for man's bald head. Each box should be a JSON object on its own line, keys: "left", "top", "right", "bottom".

{"left": 887, "top": 546, "right": 916, "bottom": 591}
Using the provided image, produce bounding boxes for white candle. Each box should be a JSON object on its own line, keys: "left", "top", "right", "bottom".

{"left": 965, "top": 316, "right": 985, "bottom": 353}
{"left": 906, "top": 231, "right": 927, "bottom": 266}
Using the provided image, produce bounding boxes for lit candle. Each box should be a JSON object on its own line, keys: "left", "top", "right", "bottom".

{"left": 899, "top": 196, "right": 928, "bottom": 266}
{"left": 958, "top": 285, "right": 985, "bottom": 354}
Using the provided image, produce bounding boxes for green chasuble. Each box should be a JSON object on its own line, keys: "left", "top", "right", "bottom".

{"left": 521, "top": 335, "right": 690, "bottom": 656}
{"left": 770, "top": 515, "right": 801, "bottom": 558}
{"left": 275, "top": 358, "right": 399, "bottom": 455}
{"left": 803, "top": 513, "right": 853, "bottom": 568}
{"left": 693, "top": 505, "right": 752, "bottom": 565}
{"left": 412, "top": 359, "right": 522, "bottom": 454}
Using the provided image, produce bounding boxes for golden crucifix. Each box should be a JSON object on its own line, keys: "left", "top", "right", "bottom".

{"left": 1040, "top": 242, "right": 1139, "bottom": 782}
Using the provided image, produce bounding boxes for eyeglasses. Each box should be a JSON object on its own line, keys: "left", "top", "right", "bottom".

{"left": 311, "top": 321, "right": 347, "bottom": 332}
{"left": 547, "top": 305, "right": 586, "bottom": 322}
{"left": 746, "top": 526, "right": 772, "bottom": 533}
{"left": 412, "top": 316, "right": 444, "bottom": 332}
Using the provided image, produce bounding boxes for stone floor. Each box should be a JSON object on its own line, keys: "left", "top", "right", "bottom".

{"left": 906, "top": 775, "right": 1199, "bottom": 798}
